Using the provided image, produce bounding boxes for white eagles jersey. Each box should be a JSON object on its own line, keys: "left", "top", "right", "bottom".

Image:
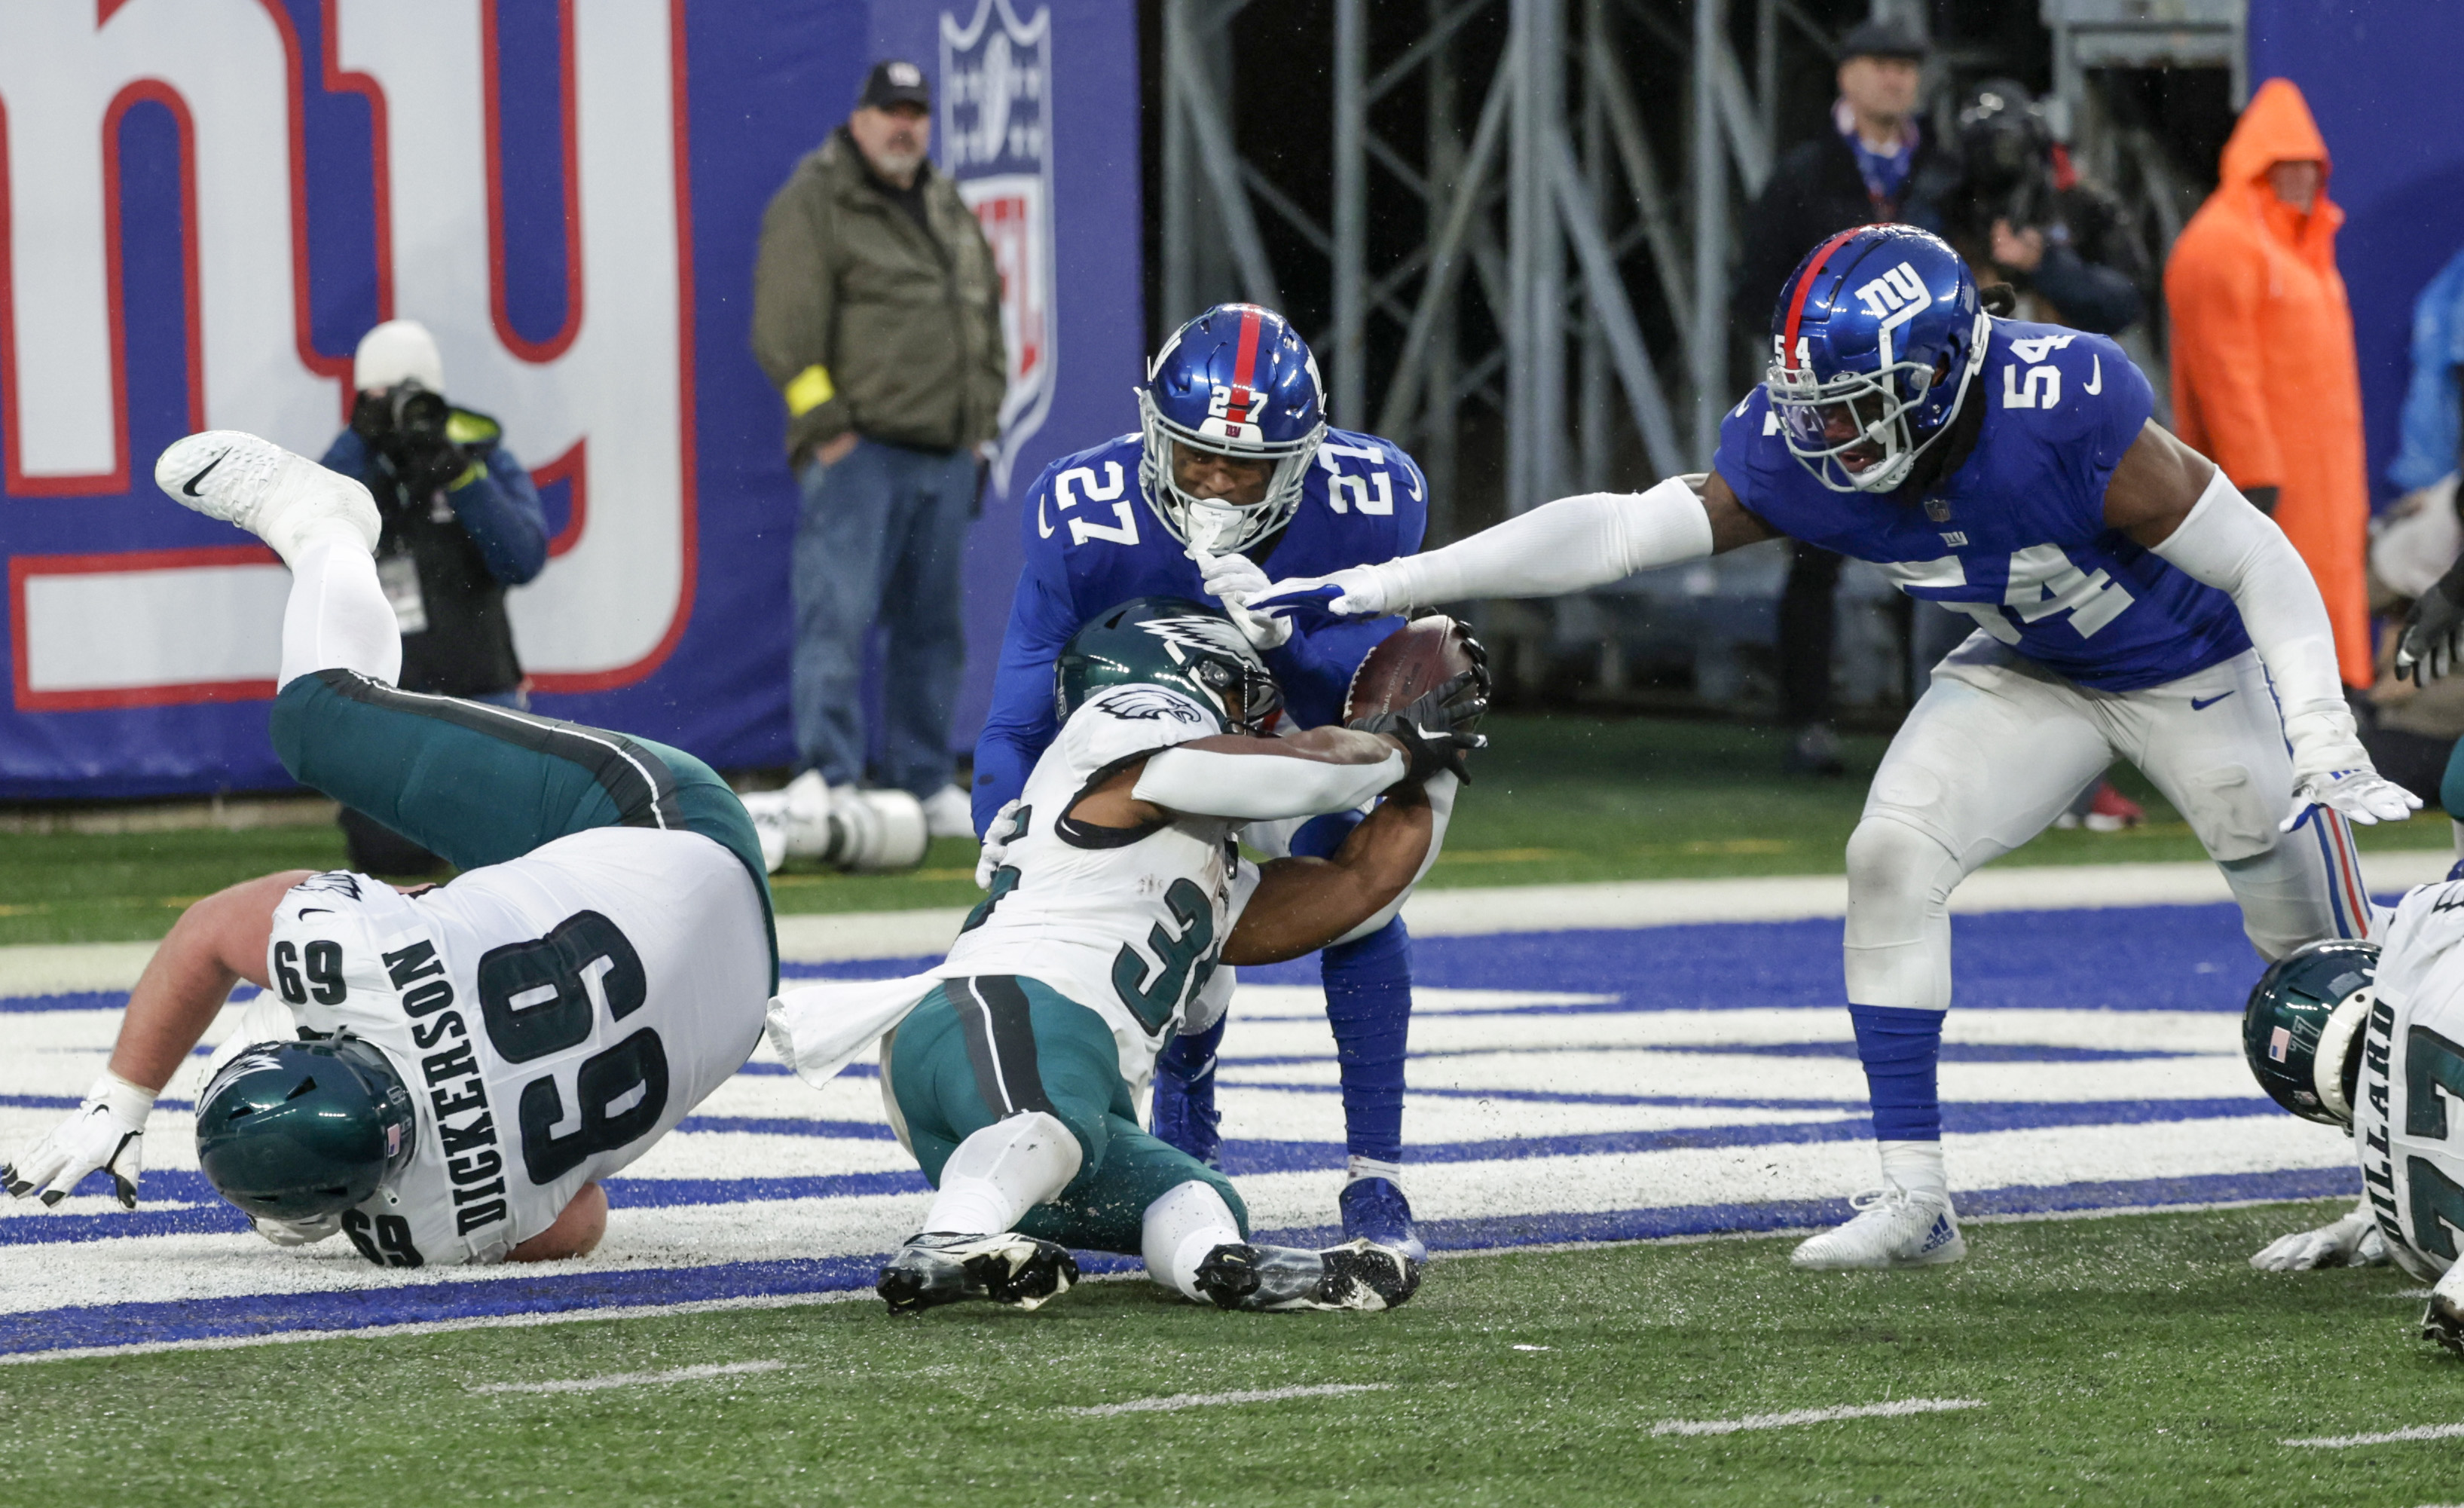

{"left": 937, "top": 683, "right": 1261, "bottom": 1085}
{"left": 228, "top": 826, "right": 769, "bottom": 1266}
{"left": 2353, "top": 881, "right": 2464, "bottom": 1280}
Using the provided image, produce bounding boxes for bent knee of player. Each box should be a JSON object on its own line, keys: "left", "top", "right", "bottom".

{"left": 509, "top": 1181, "right": 607, "bottom": 1262}
{"left": 1844, "top": 816, "right": 1960, "bottom": 1010}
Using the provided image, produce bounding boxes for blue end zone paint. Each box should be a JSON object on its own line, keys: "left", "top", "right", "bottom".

{"left": 0, "top": 1165, "right": 2363, "bottom": 1358}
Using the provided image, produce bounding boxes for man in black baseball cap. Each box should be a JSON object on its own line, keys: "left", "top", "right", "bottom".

{"left": 860, "top": 58, "right": 932, "bottom": 113}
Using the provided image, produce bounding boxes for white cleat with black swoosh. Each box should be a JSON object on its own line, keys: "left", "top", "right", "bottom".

{"left": 153, "top": 430, "right": 380, "bottom": 563}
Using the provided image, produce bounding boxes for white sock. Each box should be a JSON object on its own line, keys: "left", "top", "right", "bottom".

{"left": 921, "top": 1112, "right": 1082, "bottom": 1235}
{"left": 1878, "top": 1139, "right": 1947, "bottom": 1200}
{"left": 1142, "top": 1180, "right": 1243, "bottom": 1301}
{"left": 277, "top": 540, "right": 402, "bottom": 690}
{"left": 1345, "top": 1155, "right": 1404, "bottom": 1186}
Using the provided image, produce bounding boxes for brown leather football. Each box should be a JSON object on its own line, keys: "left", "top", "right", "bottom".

{"left": 1343, "top": 615, "right": 1482, "bottom": 726}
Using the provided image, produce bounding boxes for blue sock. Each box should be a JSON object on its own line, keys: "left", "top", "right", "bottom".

{"left": 1848, "top": 1004, "right": 1943, "bottom": 1141}
{"left": 1150, "top": 1015, "right": 1226, "bottom": 1164}
{"left": 1321, "top": 916, "right": 1413, "bottom": 1165}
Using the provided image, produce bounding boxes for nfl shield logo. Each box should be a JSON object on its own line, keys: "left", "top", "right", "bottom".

{"left": 941, "top": 0, "right": 1057, "bottom": 495}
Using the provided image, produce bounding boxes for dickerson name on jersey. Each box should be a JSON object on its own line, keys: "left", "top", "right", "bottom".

{"left": 380, "top": 938, "right": 509, "bottom": 1237}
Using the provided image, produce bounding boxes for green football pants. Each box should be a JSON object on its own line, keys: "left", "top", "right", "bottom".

{"left": 268, "top": 668, "right": 778, "bottom": 984}
{"left": 884, "top": 975, "right": 1248, "bottom": 1254}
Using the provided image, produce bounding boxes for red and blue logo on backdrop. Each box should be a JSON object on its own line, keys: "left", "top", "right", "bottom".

{"left": 0, "top": 0, "right": 1140, "bottom": 799}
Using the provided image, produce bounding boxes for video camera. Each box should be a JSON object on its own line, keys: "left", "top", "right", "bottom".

{"left": 349, "top": 378, "right": 464, "bottom": 501}
{"left": 1956, "top": 79, "right": 2057, "bottom": 237}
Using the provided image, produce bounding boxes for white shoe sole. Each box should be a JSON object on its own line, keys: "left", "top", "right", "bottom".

{"left": 1790, "top": 1229, "right": 1967, "bottom": 1271}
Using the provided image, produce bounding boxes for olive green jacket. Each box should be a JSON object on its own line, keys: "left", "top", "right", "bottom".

{"left": 751, "top": 129, "right": 1007, "bottom": 459}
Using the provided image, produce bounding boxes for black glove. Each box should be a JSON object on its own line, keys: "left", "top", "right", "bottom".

{"left": 1350, "top": 669, "right": 1490, "bottom": 785}
{"left": 1456, "top": 630, "right": 1494, "bottom": 722}
{"left": 2243, "top": 485, "right": 2279, "bottom": 516}
{"left": 2399, "top": 577, "right": 2464, "bottom": 684}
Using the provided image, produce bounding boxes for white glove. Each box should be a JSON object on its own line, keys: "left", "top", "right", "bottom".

{"left": 2279, "top": 705, "right": 2421, "bottom": 829}
{"left": 250, "top": 1211, "right": 343, "bottom": 1247}
{"left": 1192, "top": 546, "right": 1293, "bottom": 650}
{"left": 2248, "top": 1207, "right": 2389, "bottom": 1271}
{"left": 1249, "top": 564, "right": 1392, "bottom": 619}
{"left": 2, "top": 1070, "right": 154, "bottom": 1209}
{"left": 975, "top": 797, "right": 1026, "bottom": 889}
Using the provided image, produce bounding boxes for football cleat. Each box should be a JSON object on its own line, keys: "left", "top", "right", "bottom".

{"left": 2426, "top": 1265, "right": 2464, "bottom": 1358}
{"left": 153, "top": 431, "right": 380, "bottom": 561}
{"left": 1193, "top": 1237, "right": 1422, "bottom": 1313}
{"left": 1338, "top": 1176, "right": 1426, "bottom": 1264}
{"left": 1789, "top": 1182, "right": 1966, "bottom": 1271}
{"left": 876, "top": 1231, "right": 1079, "bottom": 1315}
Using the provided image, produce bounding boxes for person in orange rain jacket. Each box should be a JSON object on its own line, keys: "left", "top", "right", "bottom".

{"left": 2166, "top": 78, "right": 2373, "bottom": 688}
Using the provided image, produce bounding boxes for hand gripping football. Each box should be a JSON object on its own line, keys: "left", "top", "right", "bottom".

{"left": 1344, "top": 616, "right": 1490, "bottom": 730}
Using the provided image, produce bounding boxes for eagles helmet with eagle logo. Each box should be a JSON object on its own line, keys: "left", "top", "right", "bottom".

{"left": 1135, "top": 304, "right": 1328, "bottom": 552}
{"left": 2242, "top": 938, "right": 2379, "bottom": 1127}
{"left": 1055, "top": 596, "right": 1284, "bottom": 737}
{"left": 1765, "top": 224, "right": 1989, "bottom": 494}
{"left": 194, "top": 1035, "right": 417, "bottom": 1221}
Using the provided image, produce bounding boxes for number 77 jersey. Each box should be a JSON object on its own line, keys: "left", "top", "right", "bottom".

{"left": 1717, "top": 318, "right": 2254, "bottom": 692}
{"left": 246, "top": 827, "right": 772, "bottom": 1266}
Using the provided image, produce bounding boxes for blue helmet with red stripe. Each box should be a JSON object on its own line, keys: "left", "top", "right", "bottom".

{"left": 1137, "top": 304, "right": 1328, "bottom": 552}
{"left": 1765, "top": 225, "right": 1987, "bottom": 494}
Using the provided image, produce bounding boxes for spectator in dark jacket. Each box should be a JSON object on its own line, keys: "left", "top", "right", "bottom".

{"left": 1733, "top": 17, "right": 1956, "bottom": 774}
{"left": 318, "top": 317, "right": 549, "bottom": 873}
{"left": 1942, "top": 79, "right": 2144, "bottom": 336}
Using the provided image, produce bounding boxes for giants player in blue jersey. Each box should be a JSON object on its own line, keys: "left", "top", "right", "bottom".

{"left": 1252, "top": 226, "right": 2419, "bottom": 1270}
{"left": 974, "top": 304, "right": 1454, "bottom": 1255}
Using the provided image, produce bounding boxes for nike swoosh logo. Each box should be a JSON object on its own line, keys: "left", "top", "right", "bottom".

{"left": 2084, "top": 353, "right": 2103, "bottom": 395}
{"left": 298, "top": 907, "right": 332, "bottom": 916}
{"left": 2190, "top": 692, "right": 2234, "bottom": 711}
{"left": 181, "top": 455, "right": 223, "bottom": 496}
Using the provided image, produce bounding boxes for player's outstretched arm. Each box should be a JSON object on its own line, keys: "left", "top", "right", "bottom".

{"left": 1224, "top": 782, "right": 1436, "bottom": 965}
{"left": 1, "top": 870, "right": 303, "bottom": 1210}
{"left": 1065, "top": 726, "right": 1417, "bottom": 832}
{"left": 1250, "top": 473, "right": 1775, "bottom": 616}
{"left": 2108, "top": 422, "right": 2417, "bottom": 827}
{"left": 509, "top": 1181, "right": 607, "bottom": 1262}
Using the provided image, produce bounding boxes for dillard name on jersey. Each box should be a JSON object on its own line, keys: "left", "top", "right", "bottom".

{"left": 382, "top": 938, "right": 509, "bottom": 1237}
{"left": 2361, "top": 992, "right": 2404, "bottom": 1256}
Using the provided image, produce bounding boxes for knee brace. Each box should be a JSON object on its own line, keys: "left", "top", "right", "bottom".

{"left": 1842, "top": 814, "right": 1964, "bottom": 1011}
{"left": 923, "top": 1111, "right": 1085, "bottom": 1235}
{"left": 1142, "top": 1179, "right": 1246, "bottom": 1302}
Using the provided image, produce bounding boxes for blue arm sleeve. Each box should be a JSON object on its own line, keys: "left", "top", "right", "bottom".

{"left": 445, "top": 448, "right": 550, "bottom": 586}
{"left": 973, "top": 522, "right": 1078, "bottom": 836}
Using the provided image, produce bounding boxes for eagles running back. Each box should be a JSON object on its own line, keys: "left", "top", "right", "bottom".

{"left": 2353, "top": 881, "right": 2464, "bottom": 1281}
{"left": 206, "top": 826, "right": 769, "bottom": 1266}
{"left": 938, "top": 681, "right": 1259, "bottom": 1088}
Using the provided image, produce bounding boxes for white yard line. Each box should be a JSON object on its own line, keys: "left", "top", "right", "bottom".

{"left": 1649, "top": 1397, "right": 1986, "bottom": 1436}
{"left": 1064, "top": 1383, "right": 1393, "bottom": 1417}
{"left": 2282, "top": 1421, "right": 2464, "bottom": 1448}
{"left": 12, "top": 853, "right": 2451, "bottom": 988}
{"left": 469, "top": 1360, "right": 787, "bottom": 1395}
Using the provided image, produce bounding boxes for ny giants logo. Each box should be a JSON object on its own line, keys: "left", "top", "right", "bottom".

{"left": 1850, "top": 262, "right": 1933, "bottom": 366}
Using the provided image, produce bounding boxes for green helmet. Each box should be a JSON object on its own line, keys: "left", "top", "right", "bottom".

{"left": 194, "top": 1035, "right": 416, "bottom": 1221}
{"left": 2242, "top": 939, "right": 2379, "bottom": 1127}
{"left": 1055, "top": 595, "right": 1284, "bottom": 735}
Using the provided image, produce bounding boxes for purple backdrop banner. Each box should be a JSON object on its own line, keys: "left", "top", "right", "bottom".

{"left": 0, "top": 0, "right": 1140, "bottom": 798}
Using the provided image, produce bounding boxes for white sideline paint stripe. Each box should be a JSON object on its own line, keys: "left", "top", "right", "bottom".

{"left": 470, "top": 1360, "right": 787, "bottom": 1395}
{"left": 1065, "top": 1383, "right": 1392, "bottom": 1416}
{"left": 11, "top": 852, "right": 2448, "bottom": 986}
{"left": 0, "top": 1289, "right": 871, "bottom": 1368}
{"left": 2282, "top": 1421, "right": 2464, "bottom": 1448}
{"left": 1649, "top": 1397, "right": 1986, "bottom": 1436}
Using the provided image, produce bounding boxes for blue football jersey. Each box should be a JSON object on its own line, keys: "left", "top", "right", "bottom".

{"left": 974, "top": 427, "right": 1427, "bottom": 834}
{"left": 1714, "top": 319, "right": 2251, "bottom": 692}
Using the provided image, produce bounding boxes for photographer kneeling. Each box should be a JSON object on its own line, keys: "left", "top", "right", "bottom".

{"left": 318, "top": 318, "right": 549, "bottom": 873}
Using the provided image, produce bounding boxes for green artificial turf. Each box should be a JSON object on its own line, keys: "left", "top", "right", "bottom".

{"left": 6, "top": 1200, "right": 2457, "bottom": 1506}
{"left": 0, "top": 714, "right": 2446, "bottom": 946}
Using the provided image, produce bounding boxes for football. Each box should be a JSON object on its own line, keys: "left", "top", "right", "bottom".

{"left": 1343, "top": 614, "right": 1484, "bottom": 727}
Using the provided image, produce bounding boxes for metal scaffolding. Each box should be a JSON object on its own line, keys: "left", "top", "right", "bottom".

{"left": 1156, "top": 0, "right": 1800, "bottom": 540}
